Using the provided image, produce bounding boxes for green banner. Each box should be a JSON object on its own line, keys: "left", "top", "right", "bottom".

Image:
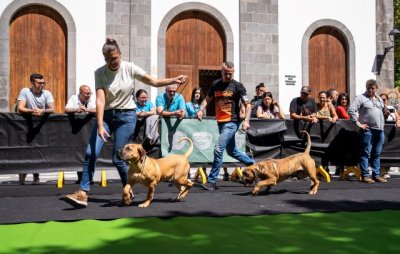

{"left": 161, "top": 118, "right": 246, "bottom": 163}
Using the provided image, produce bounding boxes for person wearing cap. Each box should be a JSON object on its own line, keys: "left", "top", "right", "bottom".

{"left": 289, "top": 86, "right": 318, "bottom": 123}
{"left": 250, "top": 83, "right": 267, "bottom": 118}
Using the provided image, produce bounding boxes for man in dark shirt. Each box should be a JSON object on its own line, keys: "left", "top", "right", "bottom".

{"left": 197, "top": 61, "right": 255, "bottom": 190}
{"left": 289, "top": 86, "right": 318, "bottom": 123}
{"left": 250, "top": 83, "right": 267, "bottom": 118}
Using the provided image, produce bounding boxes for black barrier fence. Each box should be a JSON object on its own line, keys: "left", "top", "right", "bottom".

{"left": 0, "top": 113, "right": 399, "bottom": 174}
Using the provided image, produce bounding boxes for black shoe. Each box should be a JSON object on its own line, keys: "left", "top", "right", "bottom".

{"left": 201, "top": 182, "right": 216, "bottom": 190}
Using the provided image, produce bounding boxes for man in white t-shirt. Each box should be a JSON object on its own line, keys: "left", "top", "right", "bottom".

{"left": 65, "top": 84, "right": 96, "bottom": 184}
{"left": 17, "top": 73, "right": 55, "bottom": 185}
{"left": 65, "top": 84, "right": 96, "bottom": 114}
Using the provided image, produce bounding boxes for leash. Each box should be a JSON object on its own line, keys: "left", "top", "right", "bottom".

{"left": 238, "top": 127, "right": 255, "bottom": 161}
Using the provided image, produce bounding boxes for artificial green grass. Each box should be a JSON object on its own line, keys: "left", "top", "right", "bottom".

{"left": 1, "top": 210, "right": 400, "bottom": 254}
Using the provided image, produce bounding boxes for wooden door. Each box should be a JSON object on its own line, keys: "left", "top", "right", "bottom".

{"left": 166, "top": 11, "right": 225, "bottom": 115}
{"left": 10, "top": 5, "right": 67, "bottom": 113}
{"left": 308, "top": 26, "right": 348, "bottom": 95}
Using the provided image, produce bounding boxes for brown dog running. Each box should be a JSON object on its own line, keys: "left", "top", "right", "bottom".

{"left": 238, "top": 131, "right": 319, "bottom": 195}
{"left": 118, "top": 137, "right": 193, "bottom": 208}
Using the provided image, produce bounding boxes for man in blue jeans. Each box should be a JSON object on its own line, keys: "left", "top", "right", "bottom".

{"left": 348, "top": 79, "right": 387, "bottom": 183}
{"left": 196, "top": 61, "right": 255, "bottom": 190}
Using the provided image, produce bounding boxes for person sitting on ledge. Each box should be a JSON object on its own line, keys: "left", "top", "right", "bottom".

{"left": 155, "top": 84, "right": 186, "bottom": 119}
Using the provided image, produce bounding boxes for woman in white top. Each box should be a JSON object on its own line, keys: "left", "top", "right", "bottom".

{"left": 66, "top": 38, "right": 187, "bottom": 207}
{"left": 256, "top": 92, "right": 284, "bottom": 119}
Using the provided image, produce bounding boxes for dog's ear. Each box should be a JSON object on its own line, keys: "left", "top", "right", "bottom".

{"left": 138, "top": 145, "right": 146, "bottom": 163}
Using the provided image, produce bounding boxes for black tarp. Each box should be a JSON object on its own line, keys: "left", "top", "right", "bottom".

{"left": 1, "top": 113, "right": 400, "bottom": 173}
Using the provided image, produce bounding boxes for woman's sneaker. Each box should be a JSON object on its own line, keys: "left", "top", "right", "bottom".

{"left": 66, "top": 190, "right": 88, "bottom": 206}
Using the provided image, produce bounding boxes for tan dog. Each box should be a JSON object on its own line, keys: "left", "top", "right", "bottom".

{"left": 238, "top": 131, "right": 319, "bottom": 195}
{"left": 119, "top": 137, "right": 193, "bottom": 208}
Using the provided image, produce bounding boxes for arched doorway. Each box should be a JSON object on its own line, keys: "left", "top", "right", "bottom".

{"left": 166, "top": 11, "right": 226, "bottom": 116}
{"left": 9, "top": 5, "right": 67, "bottom": 113}
{"left": 308, "top": 26, "right": 348, "bottom": 95}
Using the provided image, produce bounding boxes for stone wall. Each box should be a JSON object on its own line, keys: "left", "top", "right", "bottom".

{"left": 376, "top": 0, "right": 394, "bottom": 89}
{"left": 239, "top": 0, "right": 279, "bottom": 99}
{"left": 106, "top": 0, "right": 151, "bottom": 92}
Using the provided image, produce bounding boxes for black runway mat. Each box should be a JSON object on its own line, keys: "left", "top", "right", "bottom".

{"left": 1, "top": 177, "right": 400, "bottom": 224}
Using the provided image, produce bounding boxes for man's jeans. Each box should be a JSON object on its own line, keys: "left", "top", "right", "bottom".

{"left": 359, "top": 128, "right": 385, "bottom": 177}
{"left": 208, "top": 121, "right": 255, "bottom": 184}
{"left": 80, "top": 110, "right": 137, "bottom": 191}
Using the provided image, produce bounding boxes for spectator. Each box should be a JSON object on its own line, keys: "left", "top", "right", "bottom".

{"left": 334, "top": 92, "right": 350, "bottom": 176}
{"left": 135, "top": 89, "right": 159, "bottom": 148}
{"left": 156, "top": 84, "right": 186, "bottom": 119}
{"left": 289, "top": 86, "right": 318, "bottom": 123}
{"left": 65, "top": 84, "right": 96, "bottom": 114}
{"left": 17, "top": 73, "right": 55, "bottom": 185}
{"left": 336, "top": 92, "right": 350, "bottom": 120}
{"left": 65, "top": 38, "right": 187, "bottom": 207}
{"left": 250, "top": 83, "right": 267, "bottom": 118}
{"left": 315, "top": 91, "right": 338, "bottom": 123}
{"left": 327, "top": 88, "right": 339, "bottom": 107}
{"left": 256, "top": 91, "right": 284, "bottom": 119}
{"left": 196, "top": 61, "right": 255, "bottom": 190}
{"left": 135, "top": 89, "right": 156, "bottom": 118}
{"left": 65, "top": 84, "right": 96, "bottom": 184}
{"left": 380, "top": 93, "right": 399, "bottom": 124}
{"left": 379, "top": 93, "right": 400, "bottom": 179}
{"left": 348, "top": 79, "right": 387, "bottom": 183}
{"left": 186, "top": 87, "right": 205, "bottom": 117}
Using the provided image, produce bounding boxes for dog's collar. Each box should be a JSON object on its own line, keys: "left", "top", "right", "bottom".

{"left": 251, "top": 167, "right": 258, "bottom": 178}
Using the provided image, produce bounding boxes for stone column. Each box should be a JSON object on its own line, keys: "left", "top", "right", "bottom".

{"left": 376, "top": 0, "right": 394, "bottom": 89}
{"left": 239, "top": 0, "right": 279, "bottom": 99}
{"left": 106, "top": 0, "right": 151, "bottom": 92}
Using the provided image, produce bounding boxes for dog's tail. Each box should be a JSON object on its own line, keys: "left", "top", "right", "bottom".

{"left": 301, "top": 131, "right": 311, "bottom": 154}
{"left": 178, "top": 137, "right": 194, "bottom": 158}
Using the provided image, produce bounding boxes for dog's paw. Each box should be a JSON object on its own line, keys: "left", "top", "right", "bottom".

{"left": 122, "top": 198, "right": 133, "bottom": 206}
{"left": 138, "top": 201, "right": 150, "bottom": 208}
{"left": 251, "top": 191, "right": 259, "bottom": 196}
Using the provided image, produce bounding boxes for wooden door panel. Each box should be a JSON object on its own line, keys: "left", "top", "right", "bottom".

{"left": 309, "top": 27, "right": 347, "bottom": 95}
{"left": 166, "top": 11, "right": 225, "bottom": 115}
{"left": 166, "top": 65, "right": 194, "bottom": 100}
{"left": 166, "top": 12, "right": 196, "bottom": 66}
{"left": 10, "top": 5, "right": 67, "bottom": 113}
{"left": 195, "top": 12, "right": 225, "bottom": 68}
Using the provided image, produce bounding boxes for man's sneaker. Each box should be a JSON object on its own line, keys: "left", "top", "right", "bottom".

{"left": 201, "top": 182, "right": 216, "bottom": 191}
{"left": 223, "top": 173, "right": 230, "bottom": 181}
{"left": 362, "top": 176, "right": 375, "bottom": 184}
{"left": 66, "top": 190, "right": 88, "bottom": 206}
{"left": 19, "top": 174, "right": 26, "bottom": 185}
{"left": 373, "top": 176, "right": 388, "bottom": 183}
{"left": 382, "top": 173, "right": 391, "bottom": 179}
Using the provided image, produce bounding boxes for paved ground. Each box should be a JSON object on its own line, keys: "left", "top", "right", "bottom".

{"left": 1, "top": 167, "right": 399, "bottom": 184}
{"left": 1, "top": 167, "right": 400, "bottom": 225}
